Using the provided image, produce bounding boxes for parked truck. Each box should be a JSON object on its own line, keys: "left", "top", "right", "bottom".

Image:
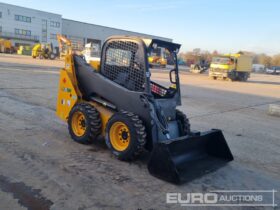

{"left": 209, "top": 54, "right": 252, "bottom": 81}
{"left": 0, "top": 39, "right": 13, "bottom": 53}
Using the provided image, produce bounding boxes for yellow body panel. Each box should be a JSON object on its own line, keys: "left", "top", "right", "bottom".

{"left": 56, "top": 54, "right": 114, "bottom": 135}
{"left": 5, "top": 40, "right": 12, "bottom": 48}
{"left": 56, "top": 69, "right": 79, "bottom": 121}
{"left": 32, "top": 44, "right": 41, "bottom": 57}
{"left": 236, "top": 55, "right": 252, "bottom": 72}
{"left": 89, "top": 60, "right": 101, "bottom": 71}
{"left": 0, "top": 39, "right": 12, "bottom": 53}
{"left": 224, "top": 53, "right": 241, "bottom": 58}
{"left": 0, "top": 39, "right": 12, "bottom": 48}
{"left": 56, "top": 54, "right": 81, "bottom": 121}
{"left": 210, "top": 63, "right": 230, "bottom": 70}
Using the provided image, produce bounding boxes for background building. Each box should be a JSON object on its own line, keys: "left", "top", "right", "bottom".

{"left": 0, "top": 2, "right": 62, "bottom": 47}
{"left": 62, "top": 19, "right": 172, "bottom": 51}
{"left": 0, "top": 2, "right": 171, "bottom": 50}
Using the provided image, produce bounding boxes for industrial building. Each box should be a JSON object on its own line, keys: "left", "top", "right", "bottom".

{"left": 0, "top": 2, "right": 171, "bottom": 50}
{"left": 62, "top": 19, "right": 171, "bottom": 51}
{"left": 0, "top": 2, "right": 62, "bottom": 47}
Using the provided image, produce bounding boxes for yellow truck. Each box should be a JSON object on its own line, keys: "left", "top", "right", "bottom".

{"left": 209, "top": 54, "right": 252, "bottom": 81}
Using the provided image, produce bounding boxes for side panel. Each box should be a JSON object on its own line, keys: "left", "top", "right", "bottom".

{"left": 56, "top": 69, "right": 78, "bottom": 121}
{"left": 236, "top": 56, "right": 252, "bottom": 72}
{"left": 32, "top": 44, "right": 41, "bottom": 57}
{"left": 74, "top": 55, "right": 154, "bottom": 148}
{"left": 56, "top": 68, "right": 114, "bottom": 135}
{"left": 75, "top": 58, "right": 151, "bottom": 122}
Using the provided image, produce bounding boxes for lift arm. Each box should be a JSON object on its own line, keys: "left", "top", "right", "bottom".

{"left": 57, "top": 34, "right": 72, "bottom": 56}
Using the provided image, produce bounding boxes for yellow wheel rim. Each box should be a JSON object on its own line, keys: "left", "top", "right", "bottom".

{"left": 71, "top": 111, "right": 86, "bottom": 137}
{"left": 109, "top": 122, "right": 130, "bottom": 151}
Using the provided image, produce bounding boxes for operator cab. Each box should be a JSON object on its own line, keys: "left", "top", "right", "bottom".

{"left": 145, "top": 39, "right": 181, "bottom": 100}
{"left": 100, "top": 37, "right": 181, "bottom": 101}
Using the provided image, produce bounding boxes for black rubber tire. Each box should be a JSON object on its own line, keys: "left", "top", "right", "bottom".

{"left": 176, "top": 109, "right": 191, "bottom": 136}
{"left": 105, "top": 111, "right": 146, "bottom": 161}
{"left": 194, "top": 65, "right": 200, "bottom": 70}
{"left": 68, "top": 103, "right": 101, "bottom": 144}
{"left": 49, "top": 53, "right": 56, "bottom": 60}
{"left": 240, "top": 72, "right": 249, "bottom": 81}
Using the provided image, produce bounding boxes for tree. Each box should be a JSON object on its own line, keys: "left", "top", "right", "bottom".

{"left": 192, "top": 48, "right": 201, "bottom": 55}
{"left": 257, "top": 54, "right": 272, "bottom": 67}
{"left": 272, "top": 54, "right": 280, "bottom": 66}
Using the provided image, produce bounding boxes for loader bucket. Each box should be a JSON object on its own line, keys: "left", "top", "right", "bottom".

{"left": 147, "top": 129, "right": 233, "bottom": 184}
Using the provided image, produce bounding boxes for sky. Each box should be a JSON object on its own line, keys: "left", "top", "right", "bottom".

{"left": 1, "top": 0, "right": 279, "bottom": 55}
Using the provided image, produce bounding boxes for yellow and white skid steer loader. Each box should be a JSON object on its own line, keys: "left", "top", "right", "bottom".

{"left": 56, "top": 36, "right": 233, "bottom": 184}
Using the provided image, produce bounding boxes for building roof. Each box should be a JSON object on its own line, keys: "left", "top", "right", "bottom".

{"left": 62, "top": 18, "right": 172, "bottom": 42}
{"left": 0, "top": 2, "right": 61, "bottom": 17}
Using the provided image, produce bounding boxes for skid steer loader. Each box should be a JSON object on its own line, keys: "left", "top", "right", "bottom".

{"left": 56, "top": 36, "right": 233, "bottom": 184}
